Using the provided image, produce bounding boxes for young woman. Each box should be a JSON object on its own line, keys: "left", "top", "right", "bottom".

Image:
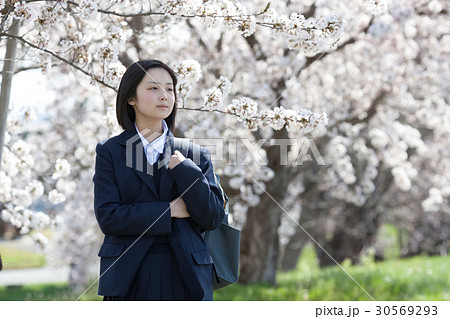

{"left": 93, "top": 60, "right": 225, "bottom": 300}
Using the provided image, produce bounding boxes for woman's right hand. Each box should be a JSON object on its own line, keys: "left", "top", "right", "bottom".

{"left": 170, "top": 197, "right": 190, "bottom": 218}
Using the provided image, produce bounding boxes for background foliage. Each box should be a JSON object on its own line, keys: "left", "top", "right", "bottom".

{"left": 0, "top": 0, "right": 448, "bottom": 297}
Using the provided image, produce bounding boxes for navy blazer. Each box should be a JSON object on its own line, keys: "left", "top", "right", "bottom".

{"left": 93, "top": 128, "right": 225, "bottom": 300}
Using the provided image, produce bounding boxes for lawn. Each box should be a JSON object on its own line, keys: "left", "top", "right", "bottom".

{"left": 0, "top": 246, "right": 46, "bottom": 270}
{"left": 0, "top": 230, "right": 51, "bottom": 270}
{"left": 215, "top": 244, "right": 450, "bottom": 301}
{"left": 1, "top": 244, "right": 448, "bottom": 301}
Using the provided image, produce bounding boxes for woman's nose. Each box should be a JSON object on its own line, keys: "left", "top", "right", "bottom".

{"left": 160, "top": 90, "right": 169, "bottom": 100}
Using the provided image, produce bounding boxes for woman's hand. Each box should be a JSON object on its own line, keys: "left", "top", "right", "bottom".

{"left": 170, "top": 197, "right": 190, "bottom": 218}
{"left": 168, "top": 150, "right": 186, "bottom": 170}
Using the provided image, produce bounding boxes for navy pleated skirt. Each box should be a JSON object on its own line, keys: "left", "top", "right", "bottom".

{"left": 103, "top": 242, "right": 193, "bottom": 301}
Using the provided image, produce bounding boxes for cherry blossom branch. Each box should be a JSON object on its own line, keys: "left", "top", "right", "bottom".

{"left": 0, "top": 32, "right": 118, "bottom": 91}
{"left": 345, "top": 89, "right": 388, "bottom": 125}
{"left": 180, "top": 106, "right": 229, "bottom": 114}
{"left": 94, "top": 3, "right": 269, "bottom": 19}
{"left": 3, "top": 28, "right": 325, "bottom": 132}
{"left": 330, "top": 89, "right": 389, "bottom": 130}
{"left": 61, "top": 1, "right": 334, "bottom": 34}
{"left": 14, "top": 64, "right": 57, "bottom": 74}
{"left": 244, "top": 33, "right": 267, "bottom": 60}
{"left": 300, "top": 16, "right": 375, "bottom": 73}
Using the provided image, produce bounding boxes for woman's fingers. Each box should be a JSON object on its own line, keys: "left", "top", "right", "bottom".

{"left": 168, "top": 150, "right": 186, "bottom": 169}
{"left": 170, "top": 197, "right": 190, "bottom": 218}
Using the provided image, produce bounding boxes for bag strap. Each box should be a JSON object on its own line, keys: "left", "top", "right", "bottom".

{"left": 213, "top": 174, "right": 229, "bottom": 225}
{"left": 173, "top": 137, "right": 190, "bottom": 158}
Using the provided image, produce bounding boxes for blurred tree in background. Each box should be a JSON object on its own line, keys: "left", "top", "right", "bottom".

{"left": 0, "top": 0, "right": 448, "bottom": 292}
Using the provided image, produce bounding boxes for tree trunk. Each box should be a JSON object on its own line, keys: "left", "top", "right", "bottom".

{"left": 0, "top": 220, "right": 5, "bottom": 238}
{"left": 239, "top": 196, "right": 282, "bottom": 284}
{"left": 280, "top": 224, "right": 309, "bottom": 271}
{"left": 279, "top": 197, "right": 325, "bottom": 271}
{"left": 239, "top": 129, "right": 291, "bottom": 284}
{"left": 317, "top": 211, "right": 364, "bottom": 267}
{"left": 0, "top": 20, "right": 20, "bottom": 240}
{"left": 0, "top": 20, "right": 20, "bottom": 166}
{"left": 0, "top": 204, "right": 5, "bottom": 237}
{"left": 314, "top": 164, "right": 391, "bottom": 267}
{"left": 279, "top": 158, "right": 326, "bottom": 272}
{"left": 316, "top": 204, "right": 380, "bottom": 267}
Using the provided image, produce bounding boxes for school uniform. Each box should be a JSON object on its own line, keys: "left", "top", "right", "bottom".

{"left": 93, "top": 120, "right": 225, "bottom": 300}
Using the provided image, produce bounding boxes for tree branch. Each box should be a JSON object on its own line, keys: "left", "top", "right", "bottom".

{"left": 14, "top": 64, "right": 52, "bottom": 74}
{"left": 244, "top": 33, "right": 267, "bottom": 60}
{"left": 330, "top": 89, "right": 389, "bottom": 130}
{"left": 0, "top": 33, "right": 118, "bottom": 92}
{"left": 180, "top": 106, "right": 230, "bottom": 116}
{"left": 303, "top": 3, "right": 317, "bottom": 19}
{"left": 300, "top": 16, "right": 375, "bottom": 73}
{"left": 347, "top": 89, "right": 388, "bottom": 125}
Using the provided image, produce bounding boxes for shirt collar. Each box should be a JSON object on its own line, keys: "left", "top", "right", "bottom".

{"left": 134, "top": 120, "right": 168, "bottom": 154}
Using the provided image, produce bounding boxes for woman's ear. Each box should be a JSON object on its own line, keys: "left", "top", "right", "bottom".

{"left": 128, "top": 97, "right": 136, "bottom": 106}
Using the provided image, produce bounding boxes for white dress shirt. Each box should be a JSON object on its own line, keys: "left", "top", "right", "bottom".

{"left": 134, "top": 120, "right": 168, "bottom": 165}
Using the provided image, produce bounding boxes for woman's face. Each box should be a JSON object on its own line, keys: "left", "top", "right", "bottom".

{"left": 128, "top": 67, "right": 175, "bottom": 124}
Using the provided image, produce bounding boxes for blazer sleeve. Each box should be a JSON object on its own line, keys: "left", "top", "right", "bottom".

{"left": 168, "top": 146, "right": 225, "bottom": 231}
{"left": 93, "top": 142, "right": 172, "bottom": 236}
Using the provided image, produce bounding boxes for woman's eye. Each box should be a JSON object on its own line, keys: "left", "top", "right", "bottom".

{"left": 148, "top": 87, "right": 157, "bottom": 90}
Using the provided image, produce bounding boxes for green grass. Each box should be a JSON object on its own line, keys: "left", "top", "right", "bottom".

{"left": 0, "top": 244, "right": 449, "bottom": 300}
{"left": 376, "top": 223, "right": 402, "bottom": 260}
{"left": 0, "top": 246, "right": 46, "bottom": 270}
{"left": 214, "top": 244, "right": 450, "bottom": 301}
{"left": 0, "top": 282, "right": 102, "bottom": 301}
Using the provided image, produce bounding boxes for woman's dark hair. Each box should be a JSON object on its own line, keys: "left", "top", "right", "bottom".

{"left": 116, "top": 60, "right": 178, "bottom": 131}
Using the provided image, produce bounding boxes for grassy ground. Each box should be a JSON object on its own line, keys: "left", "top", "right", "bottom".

{"left": 0, "top": 246, "right": 46, "bottom": 270}
{"left": 1, "top": 244, "right": 448, "bottom": 301}
{"left": 0, "top": 283, "right": 87, "bottom": 301}
{"left": 215, "top": 244, "right": 450, "bottom": 301}
{"left": 0, "top": 230, "right": 51, "bottom": 270}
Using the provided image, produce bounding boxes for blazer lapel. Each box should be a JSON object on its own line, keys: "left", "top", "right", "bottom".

{"left": 117, "top": 129, "right": 159, "bottom": 198}
{"left": 133, "top": 147, "right": 159, "bottom": 198}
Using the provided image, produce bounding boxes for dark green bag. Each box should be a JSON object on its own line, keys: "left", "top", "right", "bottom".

{"left": 174, "top": 138, "right": 240, "bottom": 289}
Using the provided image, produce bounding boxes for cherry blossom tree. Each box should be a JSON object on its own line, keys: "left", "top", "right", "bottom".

{"left": 280, "top": 0, "right": 450, "bottom": 269}
{"left": 1, "top": 0, "right": 338, "bottom": 288}
{"left": 0, "top": 0, "right": 448, "bottom": 291}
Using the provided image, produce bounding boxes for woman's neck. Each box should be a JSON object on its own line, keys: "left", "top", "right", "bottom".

{"left": 135, "top": 120, "right": 163, "bottom": 143}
